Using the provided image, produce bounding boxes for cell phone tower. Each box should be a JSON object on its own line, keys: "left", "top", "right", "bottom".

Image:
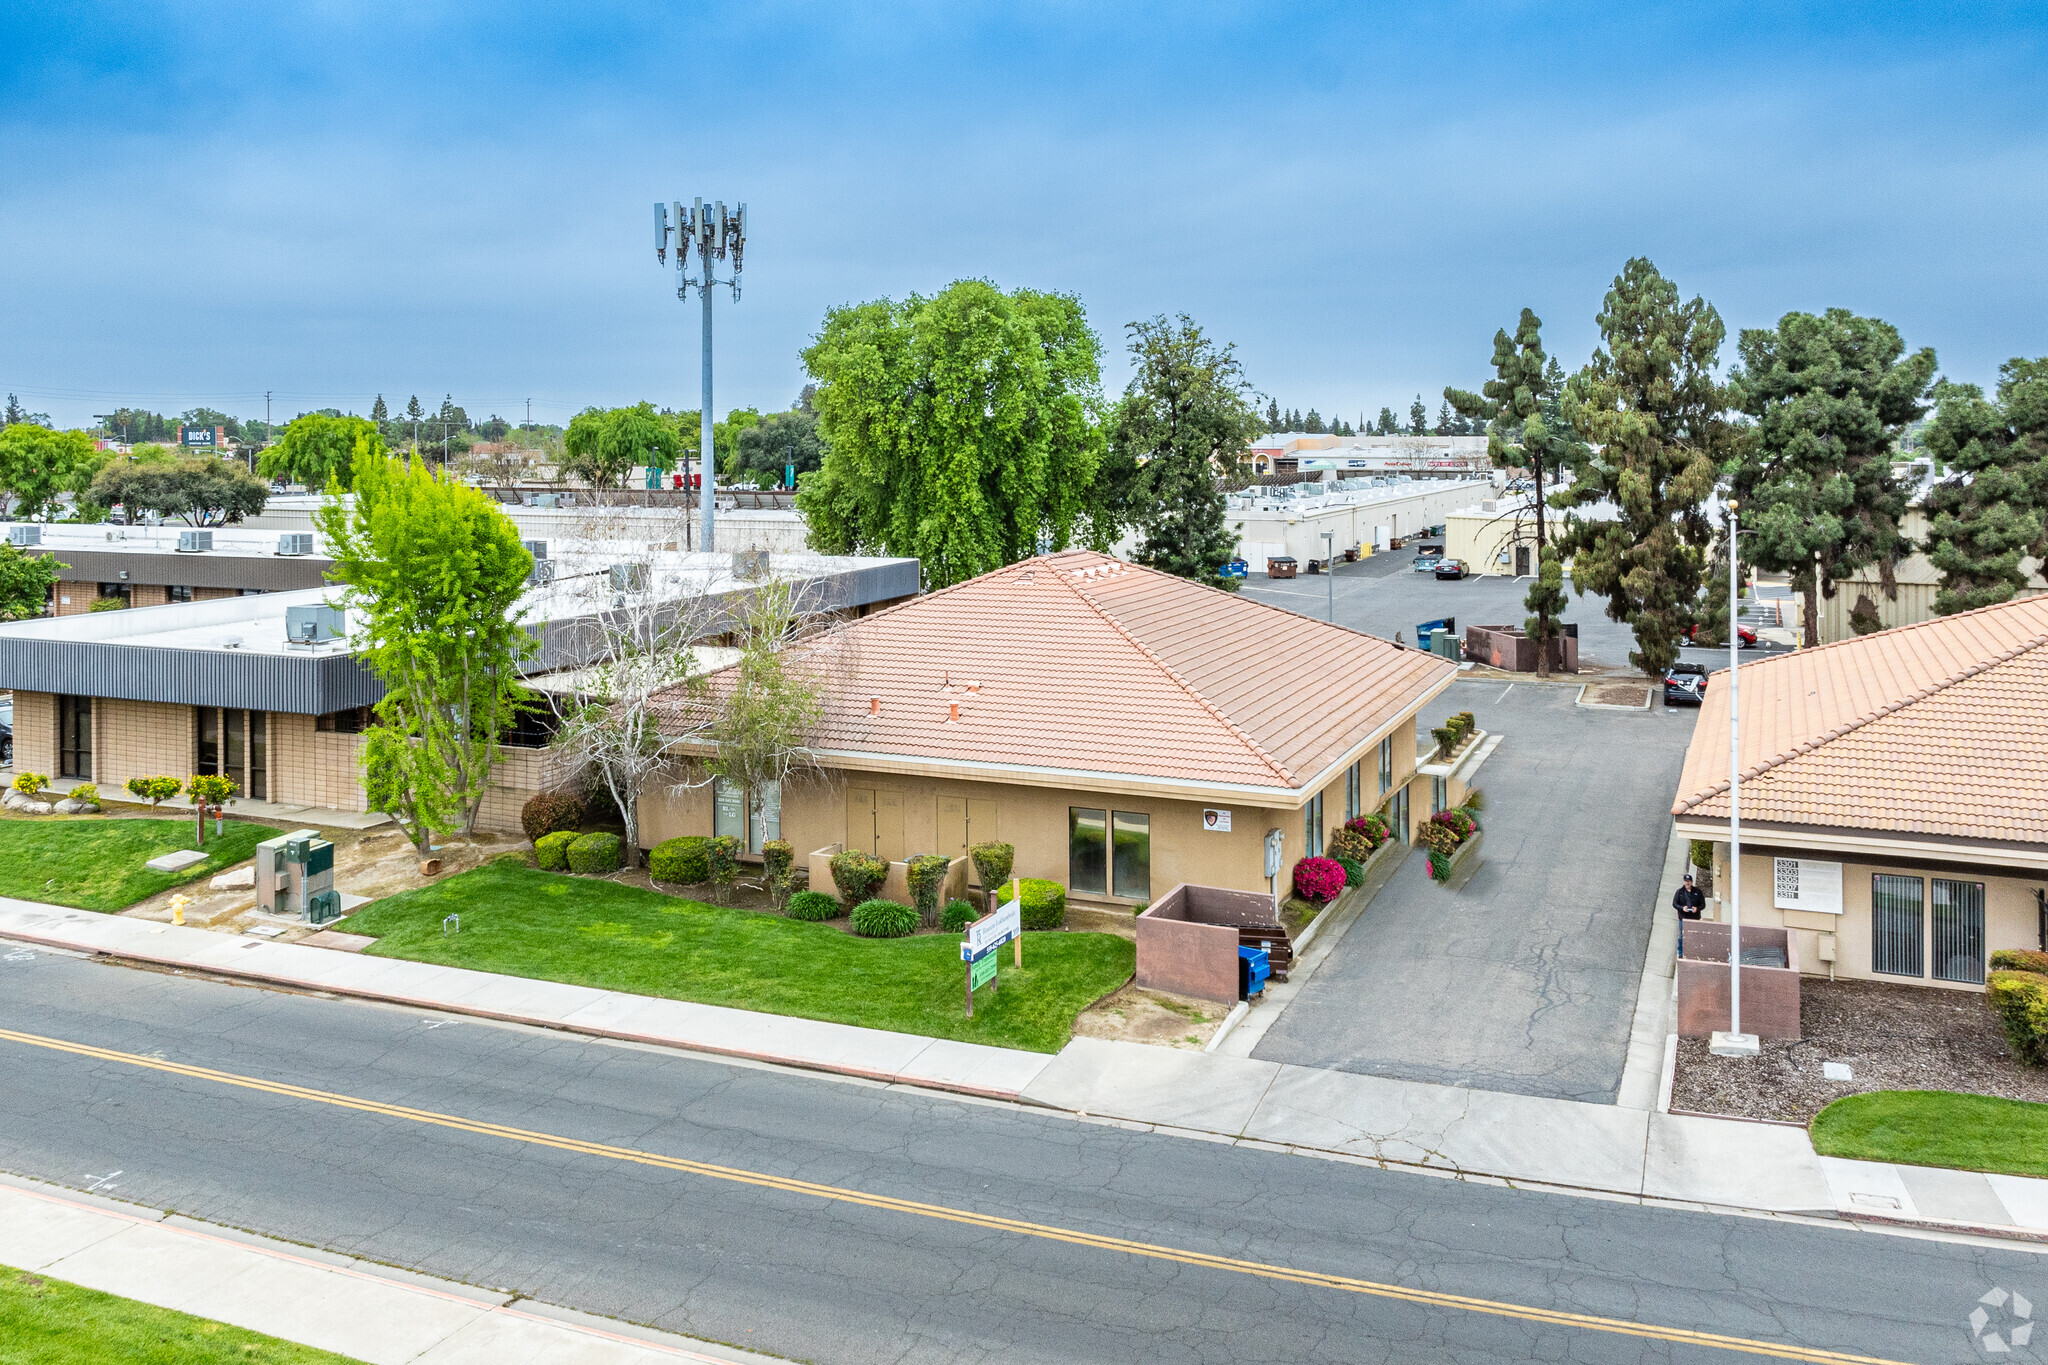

{"left": 655, "top": 197, "right": 747, "bottom": 552}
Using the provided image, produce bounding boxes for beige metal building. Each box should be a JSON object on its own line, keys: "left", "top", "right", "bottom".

{"left": 644, "top": 550, "right": 1461, "bottom": 906}
{"left": 1670, "top": 594, "right": 2048, "bottom": 991}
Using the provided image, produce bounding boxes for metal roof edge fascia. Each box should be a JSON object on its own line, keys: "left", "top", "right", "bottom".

{"left": 1669, "top": 814, "right": 2048, "bottom": 873}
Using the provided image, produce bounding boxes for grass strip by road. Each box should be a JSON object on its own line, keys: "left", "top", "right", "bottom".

{"left": 1811, "top": 1090, "right": 2048, "bottom": 1179}
{"left": 0, "top": 1024, "right": 1914, "bottom": 1365}
{"left": 0, "top": 817, "right": 269, "bottom": 911}
{"left": 0, "top": 1262, "right": 365, "bottom": 1364}
{"left": 341, "top": 859, "right": 1133, "bottom": 1053}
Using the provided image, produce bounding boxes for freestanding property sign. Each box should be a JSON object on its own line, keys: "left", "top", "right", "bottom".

{"left": 962, "top": 889, "right": 1024, "bottom": 1017}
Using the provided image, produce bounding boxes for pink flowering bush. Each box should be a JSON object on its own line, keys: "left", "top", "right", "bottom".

{"left": 1292, "top": 856, "right": 1347, "bottom": 905}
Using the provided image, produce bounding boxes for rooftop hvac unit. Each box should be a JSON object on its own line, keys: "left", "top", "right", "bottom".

{"left": 522, "top": 539, "right": 549, "bottom": 560}
{"left": 277, "top": 533, "right": 314, "bottom": 556}
{"left": 527, "top": 558, "right": 556, "bottom": 586}
{"left": 176, "top": 530, "right": 213, "bottom": 553}
{"left": 7, "top": 525, "right": 38, "bottom": 547}
{"left": 284, "top": 604, "right": 346, "bottom": 644}
{"left": 609, "top": 562, "right": 648, "bottom": 594}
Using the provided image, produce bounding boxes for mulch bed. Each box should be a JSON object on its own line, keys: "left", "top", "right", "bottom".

{"left": 1671, "top": 977, "right": 2048, "bottom": 1124}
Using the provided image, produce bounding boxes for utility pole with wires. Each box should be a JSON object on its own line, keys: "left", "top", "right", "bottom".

{"left": 655, "top": 196, "right": 747, "bottom": 552}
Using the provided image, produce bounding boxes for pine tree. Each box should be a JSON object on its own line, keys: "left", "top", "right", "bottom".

{"left": 1265, "top": 398, "right": 1281, "bottom": 429}
{"left": 1729, "top": 309, "right": 1937, "bottom": 646}
{"left": 1375, "top": 407, "right": 1398, "bottom": 436}
{"left": 1433, "top": 400, "right": 1453, "bottom": 435}
{"left": 404, "top": 395, "right": 424, "bottom": 422}
{"left": 1407, "top": 395, "right": 1428, "bottom": 435}
{"left": 1303, "top": 408, "right": 1325, "bottom": 433}
{"left": 1555, "top": 259, "right": 1737, "bottom": 676}
{"left": 1922, "top": 358, "right": 2048, "bottom": 614}
{"left": 1446, "top": 308, "right": 1586, "bottom": 676}
{"left": 370, "top": 394, "right": 389, "bottom": 422}
{"left": 3, "top": 395, "right": 26, "bottom": 427}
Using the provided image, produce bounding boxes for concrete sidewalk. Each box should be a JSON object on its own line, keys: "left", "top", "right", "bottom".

{"left": 0, "top": 1174, "right": 775, "bottom": 1364}
{"left": 5, "top": 898, "right": 2043, "bottom": 1245}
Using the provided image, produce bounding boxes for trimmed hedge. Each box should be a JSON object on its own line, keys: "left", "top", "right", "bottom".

{"left": 706, "top": 835, "right": 741, "bottom": 896}
{"left": 649, "top": 835, "right": 711, "bottom": 885}
{"left": 941, "top": 897, "right": 980, "bottom": 932}
{"left": 521, "top": 788, "right": 584, "bottom": 843}
{"left": 567, "top": 831, "right": 623, "bottom": 874}
{"left": 969, "top": 841, "right": 1014, "bottom": 892}
{"left": 850, "top": 898, "right": 918, "bottom": 939}
{"left": 1991, "top": 949, "right": 2048, "bottom": 976}
{"left": 1018, "top": 877, "right": 1065, "bottom": 930}
{"left": 761, "top": 839, "right": 795, "bottom": 899}
{"left": 829, "top": 849, "right": 888, "bottom": 904}
{"left": 906, "top": 853, "right": 951, "bottom": 928}
{"left": 535, "top": 829, "right": 580, "bottom": 870}
{"left": 1988, "top": 969, "right": 2048, "bottom": 1067}
{"left": 785, "top": 890, "right": 843, "bottom": 921}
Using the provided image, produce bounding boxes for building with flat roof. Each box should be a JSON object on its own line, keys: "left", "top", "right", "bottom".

{"left": 7, "top": 523, "right": 333, "bottom": 614}
{"left": 0, "top": 549, "right": 917, "bottom": 831}
{"left": 642, "top": 550, "right": 1459, "bottom": 905}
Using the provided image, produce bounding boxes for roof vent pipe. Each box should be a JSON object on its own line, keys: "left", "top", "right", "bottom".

{"left": 948, "top": 702, "right": 960, "bottom": 721}
{"left": 869, "top": 697, "right": 880, "bottom": 716}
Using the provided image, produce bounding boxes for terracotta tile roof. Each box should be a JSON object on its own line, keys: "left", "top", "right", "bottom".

{"left": 1671, "top": 593, "right": 2048, "bottom": 845}
{"left": 658, "top": 550, "right": 1455, "bottom": 794}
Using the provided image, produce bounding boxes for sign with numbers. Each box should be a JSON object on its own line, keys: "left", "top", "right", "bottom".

{"left": 1773, "top": 857, "right": 1843, "bottom": 914}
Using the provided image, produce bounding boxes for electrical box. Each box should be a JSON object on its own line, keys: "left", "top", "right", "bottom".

{"left": 1816, "top": 932, "right": 1837, "bottom": 963}
{"left": 255, "top": 829, "right": 324, "bottom": 918}
{"left": 177, "top": 530, "right": 213, "bottom": 553}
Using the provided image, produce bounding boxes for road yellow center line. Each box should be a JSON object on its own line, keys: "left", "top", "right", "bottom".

{"left": 0, "top": 1026, "right": 1907, "bottom": 1364}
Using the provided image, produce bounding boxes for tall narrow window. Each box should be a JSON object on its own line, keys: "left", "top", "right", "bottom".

{"left": 1345, "top": 762, "right": 1361, "bottom": 821}
{"left": 58, "top": 696, "right": 92, "bottom": 779}
{"left": 1932, "top": 879, "right": 1985, "bottom": 985}
{"left": 1431, "top": 776, "right": 1448, "bottom": 815}
{"left": 749, "top": 780, "right": 782, "bottom": 853}
{"left": 1111, "top": 811, "right": 1150, "bottom": 901}
{"left": 223, "top": 708, "right": 246, "bottom": 793}
{"left": 1872, "top": 874, "right": 1924, "bottom": 978}
{"left": 1378, "top": 736, "right": 1394, "bottom": 794}
{"left": 248, "top": 711, "right": 267, "bottom": 801}
{"left": 1304, "top": 792, "right": 1324, "bottom": 858}
{"left": 1068, "top": 808, "right": 1107, "bottom": 895}
{"left": 1385, "top": 786, "right": 1409, "bottom": 845}
{"left": 712, "top": 778, "right": 747, "bottom": 843}
{"left": 196, "top": 706, "right": 220, "bottom": 776}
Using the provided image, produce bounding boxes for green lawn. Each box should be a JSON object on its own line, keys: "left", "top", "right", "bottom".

{"left": 1810, "top": 1090, "right": 2048, "bottom": 1178}
{"left": 343, "top": 859, "right": 1135, "bottom": 1053}
{"left": 1, "top": 1263, "right": 364, "bottom": 1364}
{"left": 0, "top": 817, "right": 270, "bottom": 911}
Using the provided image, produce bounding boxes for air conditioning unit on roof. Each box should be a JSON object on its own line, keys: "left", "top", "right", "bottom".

{"left": 176, "top": 530, "right": 213, "bottom": 553}
{"left": 277, "top": 533, "right": 314, "bottom": 556}
{"left": 7, "top": 526, "right": 38, "bottom": 547}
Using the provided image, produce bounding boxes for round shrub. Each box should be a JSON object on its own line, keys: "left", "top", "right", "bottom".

{"left": 761, "top": 838, "right": 795, "bottom": 899}
{"left": 969, "top": 841, "right": 1014, "bottom": 893}
{"left": 829, "top": 848, "right": 888, "bottom": 904}
{"left": 535, "top": 829, "right": 580, "bottom": 871}
{"left": 941, "top": 898, "right": 980, "bottom": 932}
{"left": 11, "top": 772, "right": 49, "bottom": 797}
{"left": 1291, "top": 855, "right": 1346, "bottom": 905}
{"left": 785, "top": 890, "right": 843, "bottom": 922}
{"left": 649, "top": 835, "right": 711, "bottom": 885}
{"left": 850, "top": 898, "right": 918, "bottom": 938}
{"left": 1017, "top": 877, "right": 1066, "bottom": 930}
{"left": 522, "top": 788, "right": 585, "bottom": 843}
{"left": 69, "top": 783, "right": 100, "bottom": 807}
{"left": 567, "top": 831, "right": 623, "bottom": 874}
{"left": 1327, "top": 825, "right": 1379, "bottom": 865}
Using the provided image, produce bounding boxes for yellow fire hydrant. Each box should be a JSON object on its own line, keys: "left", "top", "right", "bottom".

{"left": 169, "top": 893, "right": 190, "bottom": 927}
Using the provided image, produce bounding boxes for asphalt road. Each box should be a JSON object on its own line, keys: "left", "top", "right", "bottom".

{"left": 1251, "top": 679, "right": 1699, "bottom": 1101}
{"left": 0, "top": 951, "right": 2033, "bottom": 1365}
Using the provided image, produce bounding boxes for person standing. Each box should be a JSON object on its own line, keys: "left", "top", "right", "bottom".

{"left": 1672, "top": 872, "right": 1705, "bottom": 951}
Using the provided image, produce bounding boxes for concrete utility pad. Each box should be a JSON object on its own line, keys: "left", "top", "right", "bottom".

{"left": 144, "top": 849, "right": 208, "bottom": 873}
{"left": 1251, "top": 678, "right": 1698, "bottom": 1103}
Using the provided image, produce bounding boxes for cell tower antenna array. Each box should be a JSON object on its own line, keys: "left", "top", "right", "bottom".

{"left": 655, "top": 197, "right": 748, "bottom": 552}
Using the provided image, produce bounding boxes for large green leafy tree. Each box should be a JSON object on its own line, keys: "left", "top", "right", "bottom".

{"left": 1729, "top": 310, "right": 1937, "bottom": 646}
{"left": 563, "top": 402, "right": 679, "bottom": 493}
{"left": 262, "top": 414, "right": 384, "bottom": 489}
{"left": 89, "top": 457, "right": 269, "bottom": 526}
{"left": 1101, "top": 314, "right": 1261, "bottom": 590}
{"left": 1922, "top": 357, "right": 2048, "bottom": 615}
{"left": 0, "top": 543, "right": 63, "bottom": 619}
{"left": 1446, "top": 308, "right": 1585, "bottom": 675}
{"left": 798, "top": 279, "right": 1104, "bottom": 588}
{"left": 316, "top": 454, "right": 535, "bottom": 846}
{"left": 1556, "top": 258, "right": 1736, "bottom": 676}
{"left": 733, "top": 409, "right": 824, "bottom": 487}
{"left": 0, "top": 424, "right": 101, "bottom": 519}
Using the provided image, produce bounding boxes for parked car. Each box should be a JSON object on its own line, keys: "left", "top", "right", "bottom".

{"left": 1686, "top": 622, "right": 1757, "bottom": 648}
{"left": 0, "top": 696, "right": 12, "bottom": 765}
{"left": 1434, "top": 558, "right": 1470, "bottom": 580}
{"left": 1663, "top": 663, "right": 1710, "bottom": 707}
{"left": 1410, "top": 552, "right": 1442, "bottom": 572}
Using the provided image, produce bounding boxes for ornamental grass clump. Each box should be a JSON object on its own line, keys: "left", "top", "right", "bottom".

{"left": 851, "top": 898, "right": 918, "bottom": 939}
{"left": 784, "top": 889, "right": 843, "bottom": 922}
{"left": 1291, "top": 856, "right": 1346, "bottom": 905}
{"left": 941, "top": 898, "right": 980, "bottom": 932}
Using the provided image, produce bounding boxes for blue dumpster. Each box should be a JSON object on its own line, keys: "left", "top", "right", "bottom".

{"left": 1416, "top": 617, "right": 1455, "bottom": 649}
{"left": 1238, "top": 945, "right": 1271, "bottom": 1001}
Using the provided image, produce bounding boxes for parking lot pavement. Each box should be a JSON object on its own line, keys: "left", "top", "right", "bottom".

{"left": 1249, "top": 678, "right": 1700, "bottom": 1103}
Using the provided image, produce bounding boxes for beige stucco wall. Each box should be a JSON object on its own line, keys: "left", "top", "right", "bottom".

{"left": 1713, "top": 847, "right": 2038, "bottom": 992}
{"left": 91, "top": 698, "right": 199, "bottom": 790}
{"left": 638, "top": 715, "right": 1429, "bottom": 905}
{"left": 13, "top": 691, "right": 56, "bottom": 775}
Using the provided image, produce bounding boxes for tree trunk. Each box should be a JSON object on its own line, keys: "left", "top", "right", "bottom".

{"left": 1532, "top": 453, "right": 1552, "bottom": 680}
{"left": 1799, "top": 563, "right": 1820, "bottom": 650}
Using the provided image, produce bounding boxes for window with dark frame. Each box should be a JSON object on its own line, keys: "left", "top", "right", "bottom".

{"left": 1378, "top": 736, "right": 1393, "bottom": 794}
{"left": 58, "top": 695, "right": 92, "bottom": 778}
{"left": 1872, "top": 874, "right": 1924, "bottom": 978}
{"left": 98, "top": 582, "right": 130, "bottom": 604}
{"left": 168, "top": 585, "right": 194, "bottom": 603}
{"left": 1932, "top": 878, "right": 1986, "bottom": 985}
{"left": 315, "top": 706, "right": 373, "bottom": 734}
{"left": 1345, "top": 762, "right": 1361, "bottom": 821}
{"left": 1110, "top": 811, "right": 1149, "bottom": 901}
{"left": 1304, "top": 791, "right": 1324, "bottom": 858}
{"left": 1068, "top": 807, "right": 1108, "bottom": 895}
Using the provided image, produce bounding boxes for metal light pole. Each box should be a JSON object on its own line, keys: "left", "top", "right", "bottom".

{"left": 1713, "top": 500, "right": 1758, "bottom": 1058}
{"left": 1321, "top": 530, "right": 1335, "bottom": 622}
{"left": 656, "top": 197, "right": 747, "bottom": 553}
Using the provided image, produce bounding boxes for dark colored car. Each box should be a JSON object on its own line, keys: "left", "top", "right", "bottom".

{"left": 0, "top": 696, "right": 12, "bottom": 765}
{"left": 1434, "top": 558, "right": 1470, "bottom": 580}
{"left": 1663, "top": 663, "right": 1710, "bottom": 707}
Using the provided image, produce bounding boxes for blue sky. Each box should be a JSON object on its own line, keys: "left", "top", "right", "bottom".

{"left": 3, "top": 2, "right": 2043, "bottom": 431}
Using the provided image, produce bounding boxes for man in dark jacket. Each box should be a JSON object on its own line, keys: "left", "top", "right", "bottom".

{"left": 1673, "top": 873, "right": 1706, "bottom": 949}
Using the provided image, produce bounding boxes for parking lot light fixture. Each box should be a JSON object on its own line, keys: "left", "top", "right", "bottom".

{"left": 1712, "top": 499, "right": 1759, "bottom": 1059}
{"left": 1321, "top": 531, "right": 1335, "bottom": 622}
